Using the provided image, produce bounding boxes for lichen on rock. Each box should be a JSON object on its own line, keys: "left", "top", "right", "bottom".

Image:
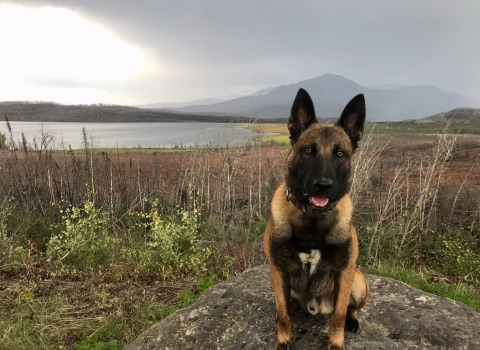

{"left": 126, "top": 265, "right": 480, "bottom": 350}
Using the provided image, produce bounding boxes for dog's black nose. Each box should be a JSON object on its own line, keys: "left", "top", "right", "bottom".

{"left": 314, "top": 177, "right": 333, "bottom": 193}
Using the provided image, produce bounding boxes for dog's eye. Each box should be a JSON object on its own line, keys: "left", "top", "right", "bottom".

{"left": 337, "top": 151, "right": 345, "bottom": 157}
{"left": 305, "top": 147, "right": 312, "bottom": 154}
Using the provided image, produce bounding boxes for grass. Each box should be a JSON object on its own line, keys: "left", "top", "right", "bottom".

{"left": 367, "top": 265, "right": 480, "bottom": 312}
{"left": 0, "top": 276, "right": 201, "bottom": 350}
{"left": 0, "top": 293, "right": 98, "bottom": 350}
{"left": 243, "top": 124, "right": 290, "bottom": 144}
{"left": 252, "top": 134, "right": 290, "bottom": 144}
{"left": 242, "top": 124, "right": 288, "bottom": 134}
{"left": 1, "top": 120, "right": 479, "bottom": 349}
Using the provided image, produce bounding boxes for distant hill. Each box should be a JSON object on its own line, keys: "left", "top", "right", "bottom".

{"left": 252, "top": 87, "right": 275, "bottom": 96}
{"left": 138, "top": 91, "right": 273, "bottom": 110}
{"left": 167, "top": 74, "right": 476, "bottom": 121}
{"left": 138, "top": 98, "right": 223, "bottom": 109}
{"left": 0, "top": 101, "right": 280, "bottom": 123}
{"left": 363, "top": 83, "right": 409, "bottom": 90}
{"left": 138, "top": 94, "right": 245, "bottom": 109}
{"left": 420, "top": 108, "right": 480, "bottom": 125}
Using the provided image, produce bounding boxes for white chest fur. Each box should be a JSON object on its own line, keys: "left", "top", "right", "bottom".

{"left": 298, "top": 249, "right": 321, "bottom": 275}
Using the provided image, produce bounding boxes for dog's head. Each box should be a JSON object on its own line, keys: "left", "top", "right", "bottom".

{"left": 285, "top": 88, "right": 365, "bottom": 211}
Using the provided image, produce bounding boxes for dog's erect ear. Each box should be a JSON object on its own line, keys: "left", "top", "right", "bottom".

{"left": 335, "top": 94, "right": 366, "bottom": 150}
{"left": 288, "top": 88, "right": 318, "bottom": 144}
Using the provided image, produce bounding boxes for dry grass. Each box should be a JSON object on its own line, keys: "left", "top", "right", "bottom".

{"left": 0, "top": 276, "right": 190, "bottom": 349}
{"left": 242, "top": 123, "right": 287, "bottom": 134}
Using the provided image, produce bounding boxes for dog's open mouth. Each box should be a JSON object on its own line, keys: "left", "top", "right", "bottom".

{"left": 309, "top": 196, "right": 329, "bottom": 208}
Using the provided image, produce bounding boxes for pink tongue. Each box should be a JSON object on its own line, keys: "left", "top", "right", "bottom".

{"left": 311, "top": 196, "right": 329, "bottom": 208}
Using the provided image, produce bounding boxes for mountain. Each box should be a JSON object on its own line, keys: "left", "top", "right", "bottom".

{"left": 363, "top": 83, "right": 409, "bottom": 90}
{"left": 166, "top": 74, "right": 476, "bottom": 121}
{"left": 138, "top": 98, "right": 223, "bottom": 109}
{"left": 252, "top": 87, "right": 275, "bottom": 96}
{"left": 212, "top": 94, "right": 245, "bottom": 100}
{"left": 420, "top": 107, "right": 480, "bottom": 125}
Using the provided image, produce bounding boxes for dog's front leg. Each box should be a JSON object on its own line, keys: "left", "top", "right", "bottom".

{"left": 327, "top": 265, "right": 356, "bottom": 350}
{"left": 270, "top": 265, "right": 293, "bottom": 350}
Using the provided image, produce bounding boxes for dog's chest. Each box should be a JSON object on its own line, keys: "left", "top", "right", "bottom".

{"left": 298, "top": 249, "right": 321, "bottom": 275}
{"left": 288, "top": 234, "right": 352, "bottom": 273}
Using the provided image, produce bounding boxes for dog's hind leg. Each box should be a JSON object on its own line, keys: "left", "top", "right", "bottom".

{"left": 345, "top": 268, "right": 370, "bottom": 333}
{"left": 348, "top": 268, "right": 370, "bottom": 309}
{"left": 345, "top": 309, "right": 359, "bottom": 333}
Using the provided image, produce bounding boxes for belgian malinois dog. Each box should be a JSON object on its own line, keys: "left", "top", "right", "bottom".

{"left": 263, "top": 88, "right": 370, "bottom": 350}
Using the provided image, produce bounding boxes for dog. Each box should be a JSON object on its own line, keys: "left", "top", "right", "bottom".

{"left": 263, "top": 88, "right": 370, "bottom": 350}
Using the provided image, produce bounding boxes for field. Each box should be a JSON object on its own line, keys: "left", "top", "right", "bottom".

{"left": 0, "top": 121, "right": 479, "bottom": 349}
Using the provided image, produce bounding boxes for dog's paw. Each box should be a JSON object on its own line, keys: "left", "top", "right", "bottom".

{"left": 345, "top": 315, "right": 360, "bottom": 333}
{"left": 275, "top": 341, "right": 293, "bottom": 350}
{"left": 327, "top": 343, "right": 345, "bottom": 350}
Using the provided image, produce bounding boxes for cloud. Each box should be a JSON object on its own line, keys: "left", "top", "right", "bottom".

{"left": 1, "top": 0, "right": 479, "bottom": 104}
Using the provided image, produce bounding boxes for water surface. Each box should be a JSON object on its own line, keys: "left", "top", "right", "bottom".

{"left": 0, "top": 122, "right": 275, "bottom": 149}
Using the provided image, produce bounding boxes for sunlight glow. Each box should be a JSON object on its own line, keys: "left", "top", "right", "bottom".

{"left": 0, "top": 4, "right": 154, "bottom": 103}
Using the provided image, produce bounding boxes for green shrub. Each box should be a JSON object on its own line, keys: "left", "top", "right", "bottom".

{"left": 126, "top": 202, "right": 212, "bottom": 277}
{"left": 46, "top": 200, "right": 115, "bottom": 269}
{"left": 249, "top": 214, "right": 267, "bottom": 242}
{"left": 437, "top": 236, "right": 480, "bottom": 281}
{"left": 45, "top": 199, "right": 213, "bottom": 276}
{"left": 198, "top": 272, "right": 217, "bottom": 292}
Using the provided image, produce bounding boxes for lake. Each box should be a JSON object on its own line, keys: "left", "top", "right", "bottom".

{"left": 0, "top": 122, "right": 276, "bottom": 149}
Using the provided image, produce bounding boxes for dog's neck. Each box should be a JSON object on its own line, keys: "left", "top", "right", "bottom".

{"left": 286, "top": 188, "right": 337, "bottom": 215}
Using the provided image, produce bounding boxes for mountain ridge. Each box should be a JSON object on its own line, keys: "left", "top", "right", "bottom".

{"left": 2, "top": 74, "right": 478, "bottom": 122}
{"left": 419, "top": 107, "right": 480, "bottom": 124}
{"left": 166, "top": 74, "right": 476, "bottom": 121}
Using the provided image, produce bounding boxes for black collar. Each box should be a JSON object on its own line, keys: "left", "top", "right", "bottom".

{"left": 286, "top": 188, "right": 337, "bottom": 215}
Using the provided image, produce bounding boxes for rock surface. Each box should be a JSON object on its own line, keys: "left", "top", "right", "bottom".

{"left": 126, "top": 265, "right": 480, "bottom": 350}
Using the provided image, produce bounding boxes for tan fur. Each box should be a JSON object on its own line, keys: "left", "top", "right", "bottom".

{"left": 265, "top": 188, "right": 370, "bottom": 349}
{"left": 264, "top": 221, "right": 293, "bottom": 345}
{"left": 327, "top": 195, "right": 353, "bottom": 244}
{"left": 327, "top": 226, "right": 358, "bottom": 349}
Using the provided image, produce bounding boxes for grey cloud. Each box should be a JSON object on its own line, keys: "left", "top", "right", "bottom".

{"left": 3, "top": 0, "right": 480, "bottom": 103}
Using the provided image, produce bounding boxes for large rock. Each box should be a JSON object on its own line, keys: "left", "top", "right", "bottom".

{"left": 127, "top": 265, "right": 480, "bottom": 350}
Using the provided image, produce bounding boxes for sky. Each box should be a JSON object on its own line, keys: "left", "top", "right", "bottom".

{"left": 0, "top": 1, "right": 479, "bottom": 105}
